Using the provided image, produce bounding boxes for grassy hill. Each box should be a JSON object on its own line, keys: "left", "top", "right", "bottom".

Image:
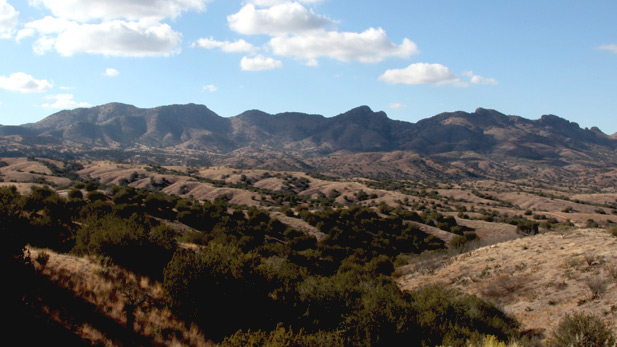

{"left": 2, "top": 156, "right": 617, "bottom": 345}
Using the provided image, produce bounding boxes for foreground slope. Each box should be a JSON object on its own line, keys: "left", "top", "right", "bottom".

{"left": 398, "top": 229, "right": 617, "bottom": 337}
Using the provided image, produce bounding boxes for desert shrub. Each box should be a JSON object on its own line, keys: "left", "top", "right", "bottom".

{"left": 67, "top": 188, "right": 83, "bottom": 200}
{"left": 74, "top": 214, "right": 176, "bottom": 278}
{"left": 221, "top": 324, "right": 344, "bottom": 347}
{"left": 516, "top": 220, "right": 539, "bottom": 234}
{"left": 585, "top": 276, "right": 608, "bottom": 299}
{"left": 483, "top": 274, "right": 527, "bottom": 302}
{"left": 0, "top": 186, "right": 28, "bottom": 267}
{"left": 449, "top": 232, "right": 478, "bottom": 249}
{"left": 409, "top": 285, "right": 521, "bottom": 347}
{"left": 605, "top": 263, "right": 617, "bottom": 281}
{"left": 84, "top": 181, "right": 100, "bottom": 192}
{"left": 586, "top": 219, "right": 599, "bottom": 228}
{"left": 86, "top": 190, "right": 107, "bottom": 202}
{"left": 163, "top": 246, "right": 275, "bottom": 341}
{"left": 548, "top": 312, "right": 615, "bottom": 347}
{"left": 35, "top": 251, "right": 50, "bottom": 267}
{"left": 24, "top": 186, "right": 75, "bottom": 252}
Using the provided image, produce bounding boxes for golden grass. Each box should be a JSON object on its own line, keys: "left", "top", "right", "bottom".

{"left": 397, "top": 229, "right": 617, "bottom": 338}
{"left": 29, "top": 247, "right": 214, "bottom": 346}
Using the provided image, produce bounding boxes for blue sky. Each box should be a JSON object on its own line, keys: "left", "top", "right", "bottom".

{"left": 1, "top": 0, "right": 616, "bottom": 134}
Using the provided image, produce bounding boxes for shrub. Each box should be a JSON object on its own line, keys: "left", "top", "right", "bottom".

{"left": 548, "top": 312, "right": 615, "bottom": 347}
{"left": 449, "top": 232, "right": 478, "bottom": 250}
{"left": 585, "top": 276, "right": 608, "bottom": 299}
{"left": 221, "top": 324, "right": 344, "bottom": 347}
{"left": 410, "top": 285, "right": 521, "bottom": 347}
{"left": 74, "top": 214, "right": 176, "bottom": 278}
{"left": 35, "top": 251, "right": 50, "bottom": 267}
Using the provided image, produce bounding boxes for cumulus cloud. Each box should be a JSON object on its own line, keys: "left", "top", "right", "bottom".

{"left": 462, "top": 71, "right": 497, "bottom": 85}
{"left": 0, "top": 72, "right": 53, "bottom": 93}
{"left": 28, "top": 0, "right": 209, "bottom": 22}
{"left": 241, "top": 55, "right": 282, "bottom": 71}
{"left": 192, "top": 37, "right": 257, "bottom": 53}
{"left": 29, "top": 19, "right": 182, "bottom": 57}
{"left": 104, "top": 68, "right": 119, "bottom": 76}
{"left": 269, "top": 27, "right": 418, "bottom": 64}
{"left": 379, "top": 63, "right": 464, "bottom": 86}
{"left": 0, "top": 0, "right": 19, "bottom": 39}
{"left": 598, "top": 44, "right": 617, "bottom": 55}
{"left": 246, "top": 0, "right": 323, "bottom": 6}
{"left": 196, "top": 1, "right": 416, "bottom": 68}
{"left": 228, "top": 2, "right": 335, "bottom": 35}
{"left": 389, "top": 103, "right": 407, "bottom": 109}
{"left": 20, "top": 0, "right": 205, "bottom": 57}
{"left": 202, "top": 84, "right": 217, "bottom": 92}
{"left": 42, "top": 94, "right": 90, "bottom": 109}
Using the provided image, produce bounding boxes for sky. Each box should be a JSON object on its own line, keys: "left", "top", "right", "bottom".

{"left": 1, "top": 0, "right": 616, "bottom": 134}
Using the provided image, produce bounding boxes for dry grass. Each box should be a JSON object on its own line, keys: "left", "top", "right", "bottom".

{"left": 28, "top": 247, "right": 214, "bottom": 346}
{"left": 397, "top": 229, "right": 617, "bottom": 339}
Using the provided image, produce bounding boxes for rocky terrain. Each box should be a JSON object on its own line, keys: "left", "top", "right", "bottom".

{"left": 2, "top": 103, "right": 616, "bottom": 183}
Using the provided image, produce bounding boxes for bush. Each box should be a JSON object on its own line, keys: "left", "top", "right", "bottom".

{"left": 75, "top": 214, "right": 176, "bottom": 278}
{"left": 221, "top": 324, "right": 343, "bottom": 347}
{"left": 35, "top": 252, "right": 50, "bottom": 267}
{"left": 409, "top": 285, "right": 521, "bottom": 347}
{"left": 548, "top": 312, "right": 615, "bottom": 347}
{"left": 585, "top": 276, "right": 608, "bottom": 299}
{"left": 449, "top": 232, "right": 478, "bottom": 249}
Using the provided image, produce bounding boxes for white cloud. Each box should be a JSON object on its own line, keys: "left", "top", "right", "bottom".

{"left": 246, "top": 0, "right": 323, "bottom": 6}
{"left": 29, "top": 0, "right": 209, "bottom": 22}
{"left": 462, "top": 71, "right": 497, "bottom": 85}
{"left": 389, "top": 103, "right": 406, "bottom": 109}
{"left": 20, "top": 0, "right": 206, "bottom": 57}
{"left": 0, "top": 0, "right": 19, "bottom": 39}
{"left": 192, "top": 37, "right": 257, "bottom": 53}
{"left": 31, "top": 19, "right": 182, "bottom": 57}
{"left": 202, "top": 84, "right": 217, "bottom": 92}
{"left": 0, "top": 72, "right": 53, "bottom": 93}
{"left": 598, "top": 44, "right": 617, "bottom": 55}
{"left": 269, "top": 28, "right": 418, "bottom": 64}
{"left": 228, "top": 3, "right": 335, "bottom": 35}
{"left": 379, "top": 63, "right": 464, "bottom": 86}
{"left": 42, "top": 94, "right": 90, "bottom": 109}
{"left": 104, "top": 68, "right": 119, "bottom": 76}
{"left": 240, "top": 55, "right": 282, "bottom": 71}
{"left": 19, "top": 16, "right": 75, "bottom": 35}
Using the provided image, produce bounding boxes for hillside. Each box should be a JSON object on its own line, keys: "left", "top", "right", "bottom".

{"left": 397, "top": 229, "right": 617, "bottom": 338}
{"left": 2, "top": 103, "right": 617, "bottom": 182}
{"left": 3, "top": 157, "right": 617, "bottom": 345}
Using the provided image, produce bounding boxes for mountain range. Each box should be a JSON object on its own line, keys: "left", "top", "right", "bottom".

{"left": 1, "top": 103, "right": 616, "bottom": 182}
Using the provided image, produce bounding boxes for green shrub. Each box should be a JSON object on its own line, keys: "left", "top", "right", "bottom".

{"left": 221, "top": 324, "right": 344, "bottom": 347}
{"left": 548, "top": 312, "right": 615, "bottom": 347}
{"left": 74, "top": 214, "right": 176, "bottom": 278}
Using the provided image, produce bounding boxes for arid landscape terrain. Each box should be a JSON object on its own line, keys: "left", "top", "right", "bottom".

{"left": 2, "top": 103, "right": 617, "bottom": 346}
{"left": 4, "top": 0, "right": 617, "bottom": 345}
{"left": 2, "top": 154, "right": 617, "bottom": 345}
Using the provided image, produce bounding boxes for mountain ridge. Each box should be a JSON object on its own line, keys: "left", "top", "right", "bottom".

{"left": 2, "top": 102, "right": 616, "bottom": 182}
